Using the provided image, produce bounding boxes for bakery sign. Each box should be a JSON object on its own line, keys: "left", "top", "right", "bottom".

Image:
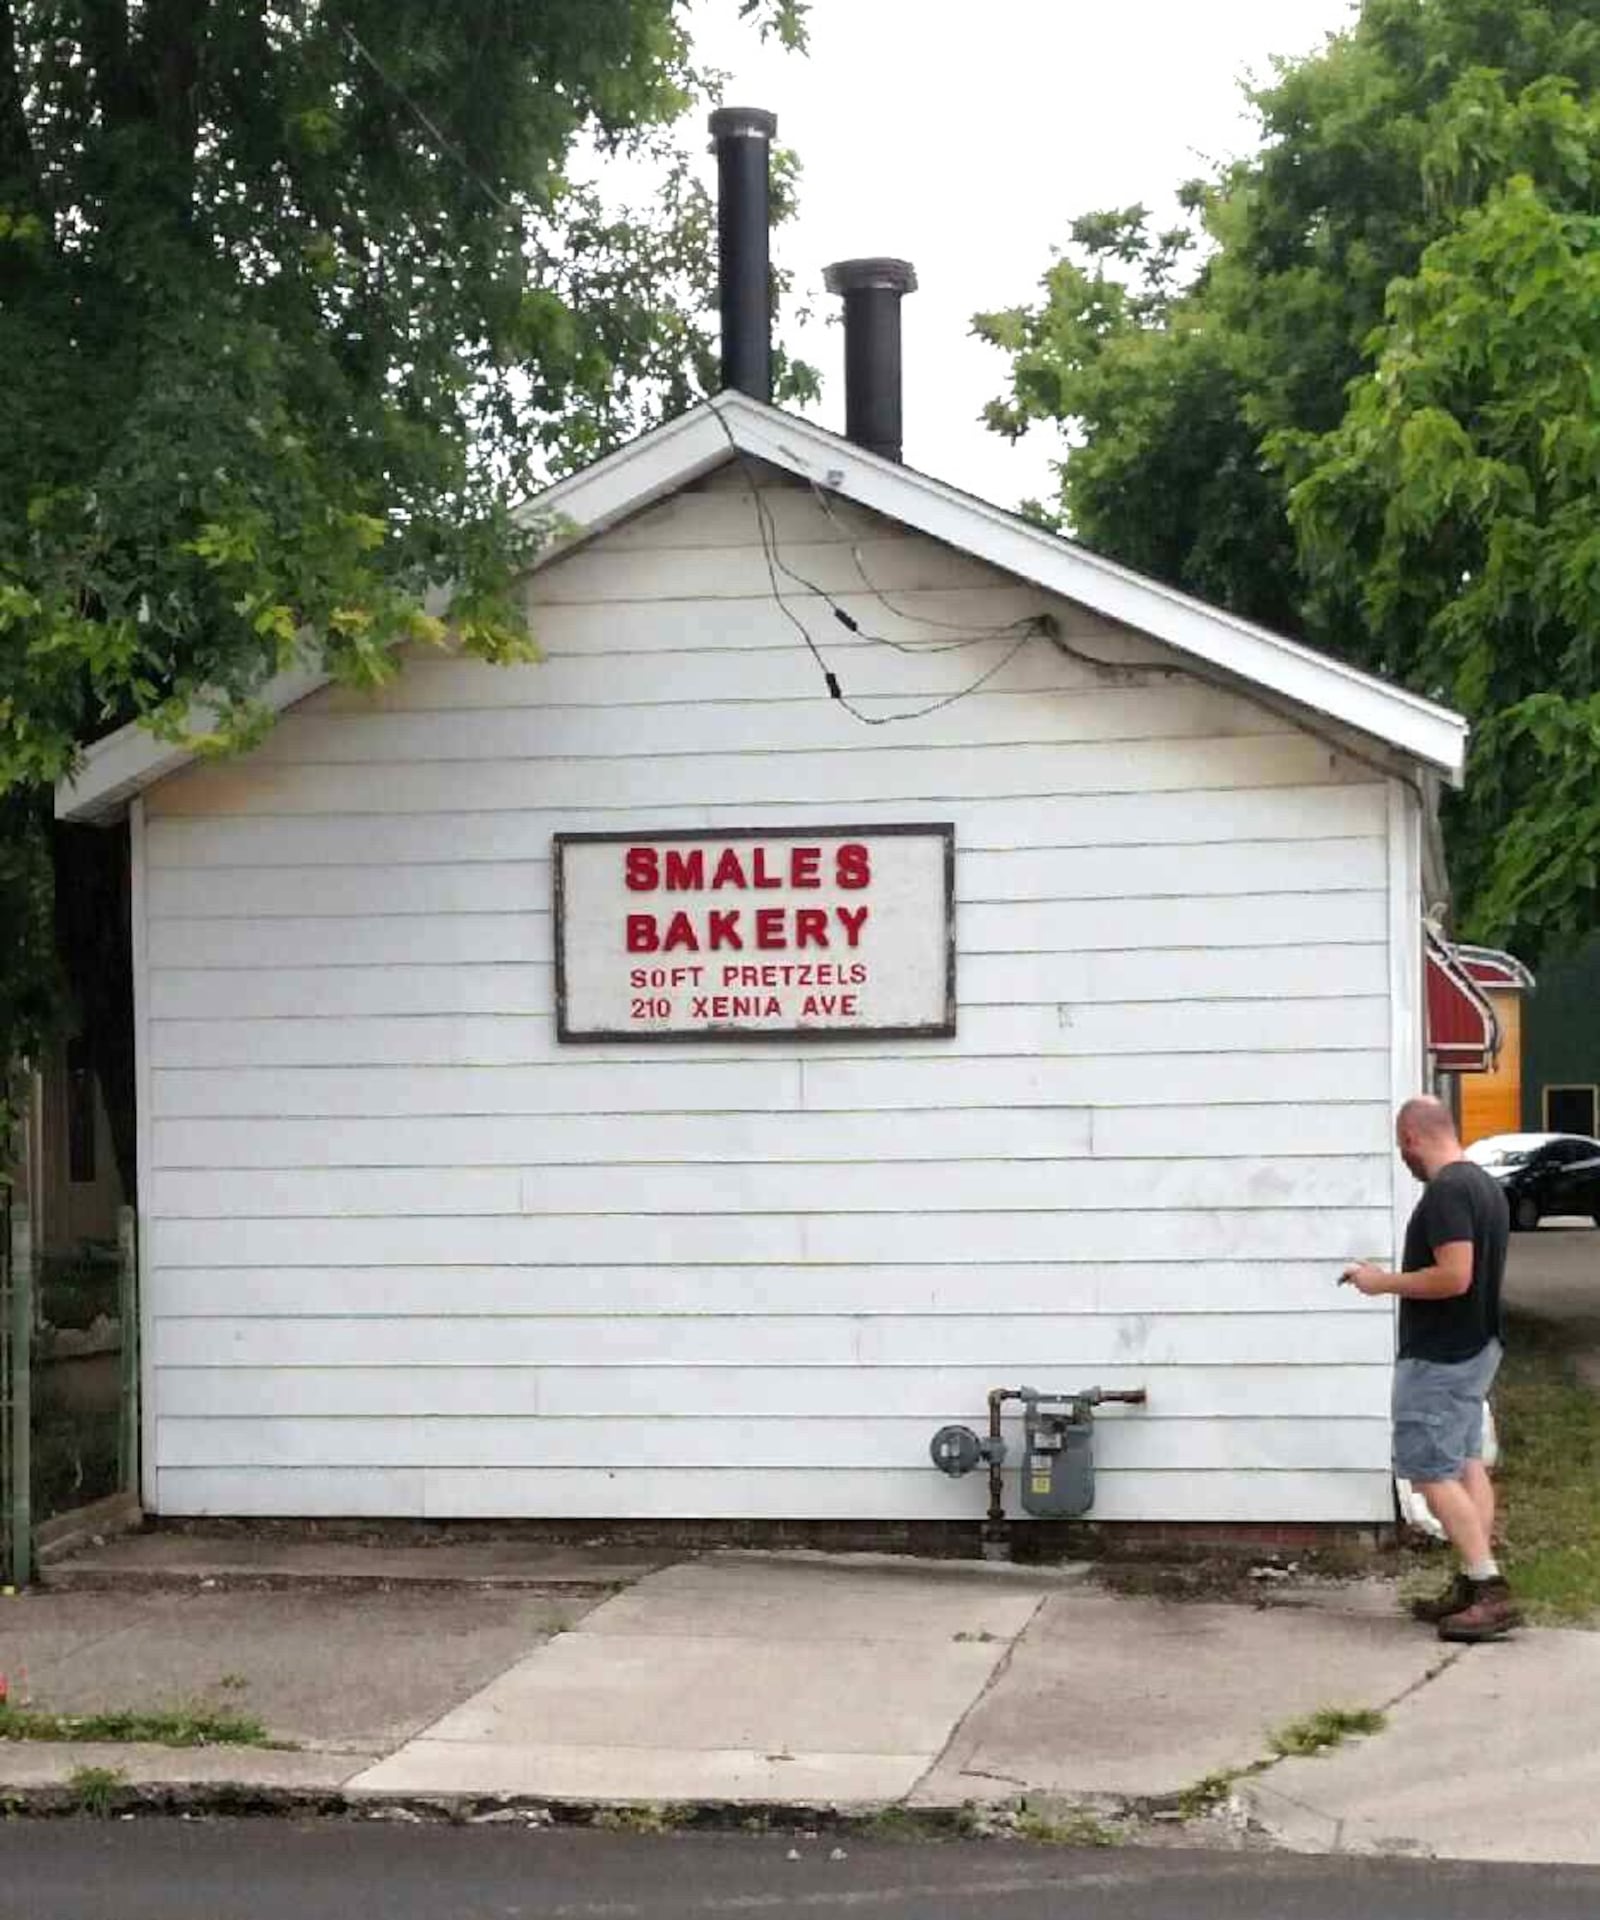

{"left": 554, "top": 825, "right": 955, "bottom": 1041}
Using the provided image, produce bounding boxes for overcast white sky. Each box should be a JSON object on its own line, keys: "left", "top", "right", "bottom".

{"left": 669, "top": 0, "right": 1358, "bottom": 511}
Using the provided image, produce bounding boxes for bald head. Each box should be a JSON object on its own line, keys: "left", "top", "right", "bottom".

{"left": 1396, "top": 1096, "right": 1462, "bottom": 1179}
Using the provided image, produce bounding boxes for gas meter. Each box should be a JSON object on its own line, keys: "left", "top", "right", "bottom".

{"left": 929, "top": 1384, "right": 1148, "bottom": 1527}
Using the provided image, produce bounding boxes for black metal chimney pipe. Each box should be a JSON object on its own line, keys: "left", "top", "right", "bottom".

{"left": 708, "top": 106, "right": 777, "bottom": 402}
{"left": 823, "top": 258, "right": 918, "bottom": 463}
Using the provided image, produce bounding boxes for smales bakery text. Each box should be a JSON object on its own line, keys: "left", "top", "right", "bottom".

{"left": 554, "top": 825, "right": 954, "bottom": 1040}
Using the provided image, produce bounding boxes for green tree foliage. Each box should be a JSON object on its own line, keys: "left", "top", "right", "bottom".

{"left": 978, "top": 0, "right": 1600, "bottom": 959}
{"left": 0, "top": 0, "right": 808, "bottom": 1154}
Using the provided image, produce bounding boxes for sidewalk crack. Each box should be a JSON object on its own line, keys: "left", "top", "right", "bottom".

{"left": 901, "top": 1590, "right": 1050, "bottom": 1806}
{"left": 1231, "top": 1640, "right": 1471, "bottom": 1843}
{"left": 1376, "top": 1644, "right": 1467, "bottom": 1716}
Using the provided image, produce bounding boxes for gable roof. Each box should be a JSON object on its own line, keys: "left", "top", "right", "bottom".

{"left": 56, "top": 388, "right": 1468, "bottom": 823}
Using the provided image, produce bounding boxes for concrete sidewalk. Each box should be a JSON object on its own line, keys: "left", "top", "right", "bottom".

{"left": 4, "top": 1542, "right": 1598, "bottom": 1864}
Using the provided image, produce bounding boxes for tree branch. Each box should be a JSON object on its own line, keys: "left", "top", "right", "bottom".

{"left": 79, "top": 0, "right": 136, "bottom": 130}
{"left": 140, "top": 0, "right": 209, "bottom": 165}
{"left": 0, "top": 0, "right": 37, "bottom": 203}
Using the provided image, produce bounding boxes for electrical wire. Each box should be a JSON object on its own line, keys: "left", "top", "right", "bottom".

{"left": 711, "top": 402, "right": 1432, "bottom": 789}
{"left": 763, "top": 489, "right": 1042, "bottom": 657}
{"left": 807, "top": 482, "right": 1050, "bottom": 644}
{"left": 708, "top": 401, "right": 1051, "bottom": 724}
{"left": 707, "top": 408, "right": 1045, "bottom": 656}
{"left": 342, "top": 25, "right": 517, "bottom": 217}
{"left": 322, "top": 39, "right": 1428, "bottom": 790}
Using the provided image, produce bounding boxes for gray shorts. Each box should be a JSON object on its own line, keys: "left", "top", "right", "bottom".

{"left": 1392, "top": 1340, "right": 1502, "bottom": 1485}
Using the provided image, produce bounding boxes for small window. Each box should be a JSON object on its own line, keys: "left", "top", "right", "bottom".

{"left": 66, "top": 1036, "right": 96, "bottom": 1185}
{"left": 1544, "top": 1085, "right": 1599, "bottom": 1139}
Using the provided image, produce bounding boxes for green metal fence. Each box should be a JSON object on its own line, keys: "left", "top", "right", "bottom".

{"left": 1, "top": 1203, "right": 138, "bottom": 1588}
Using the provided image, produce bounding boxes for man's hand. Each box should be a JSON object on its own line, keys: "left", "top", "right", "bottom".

{"left": 1341, "top": 1262, "right": 1390, "bottom": 1296}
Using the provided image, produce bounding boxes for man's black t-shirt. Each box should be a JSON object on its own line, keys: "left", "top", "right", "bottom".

{"left": 1398, "top": 1159, "right": 1509, "bottom": 1362}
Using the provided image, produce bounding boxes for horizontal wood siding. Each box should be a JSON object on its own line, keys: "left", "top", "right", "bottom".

{"left": 140, "top": 474, "right": 1401, "bottom": 1522}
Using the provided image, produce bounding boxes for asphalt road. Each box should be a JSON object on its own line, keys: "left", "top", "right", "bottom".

{"left": 1504, "top": 1220, "right": 1600, "bottom": 1386}
{"left": 7, "top": 1824, "right": 1600, "bottom": 1920}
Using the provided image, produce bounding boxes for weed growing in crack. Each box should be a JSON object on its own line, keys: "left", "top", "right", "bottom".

{"left": 1174, "top": 1767, "right": 1259, "bottom": 1818}
{"left": 1015, "top": 1805, "right": 1123, "bottom": 1848}
{"left": 1268, "top": 1706, "right": 1386, "bottom": 1758}
{"left": 67, "top": 1766, "right": 125, "bottom": 1819}
{"left": 590, "top": 1804, "right": 685, "bottom": 1836}
{"left": 0, "top": 1705, "right": 279, "bottom": 1749}
{"left": 1174, "top": 1704, "right": 1388, "bottom": 1824}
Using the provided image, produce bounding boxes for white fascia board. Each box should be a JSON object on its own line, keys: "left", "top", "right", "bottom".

{"left": 54, "top": 390, "right": 1467, "bottom": 822}
{"left": 518, "top": 404, "right": 734, "bottom": 542}
{"left": 56, "top": 409, "right": 737, "bottom": 824}
{"left": 716, "top": 393, "right": 1469, "bottom": 783}
{"left": 56, "top": 661, "right": 335, "bottom": 824}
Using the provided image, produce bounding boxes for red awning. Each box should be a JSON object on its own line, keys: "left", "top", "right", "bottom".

{"left": 1455, "top": 944, "right": 1536, "bottom": 993}
{"left": 1427, "top": 934, "right": 1501, "bottom": 1074}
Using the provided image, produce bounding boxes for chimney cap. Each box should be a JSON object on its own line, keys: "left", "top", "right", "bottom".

{"left": 708, "top": 105, "right": 778, "bottom": 141}
{"left": 824, "top": 257, "right": 918, "bottom": 296}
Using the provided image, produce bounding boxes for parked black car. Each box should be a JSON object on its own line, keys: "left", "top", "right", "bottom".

{"left": 1466, "top": 1133, "right": 1600, "bottom": 1231}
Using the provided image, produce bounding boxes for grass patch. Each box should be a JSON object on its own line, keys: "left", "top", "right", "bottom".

{"left": 67, "top": 1766, "right": 125, "bottom": 1818}
{"left": 0, "top": 1705, "right": 278, "bottom": 1749}
{"left": 1493, "top": 1312, "right": 1600, "bottom": 1625}
{"left": 1268, "top": 1706, "right": 1386, "bottom": 1759}
{"left": 1014, "top": 1805, "right": 1122, "bottom": 1848}
{"left": 859, "top": 1806, "right": 934, "bottom": 1842}
{"left": 589, "top": 1804, "right": 685, "bottom": 1836}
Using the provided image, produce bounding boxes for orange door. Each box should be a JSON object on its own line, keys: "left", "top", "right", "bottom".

{"left": 1461, "top": 991, "right": 1523, "bottom": 1144}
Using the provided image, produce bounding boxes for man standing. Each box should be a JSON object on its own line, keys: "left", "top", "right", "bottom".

{"left": 1343, "top": 1095, "right": 1517, "bottom": 1642}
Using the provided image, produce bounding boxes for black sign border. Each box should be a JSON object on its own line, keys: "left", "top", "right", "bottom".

{"left": 553, "top": 823, "right": 957, "bottom": 1044}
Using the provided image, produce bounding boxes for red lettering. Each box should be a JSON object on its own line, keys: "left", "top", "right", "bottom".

{"left": 790, "top": 846, "right": 822, "bottom": 889}
{"left": 712, "top": 848, "right": 747, "bottom": 889}
{"left": 837, "top": 905, "right": 869, "bottom": 947}
{"left": 755, "top": 907, "right": 787, "bottom": 950}
{"left": 662, "top": 911, "right": 699, "bottom": 952}
{"left": 794, "top": 908, "right": 829, "bottom": 949}
{"left": 708, "top": 909, "right": 743, "bottom": 950}
{"left": 849, "top": 963, "right": 867, "bottom": 985}
{"left": 625, "top": 848, "right": 659, "bottom": 892}
{"left": 751, "top": 846, "right": 783, "bottom": 890}
{"left": 626, "top": 915, "right": 659, "bottom": 952}
{"left": 664, "top": 849, "right": 705, "bottom": 891}
{"left": 836, "top": 842, "right": 871, "bottom": 890}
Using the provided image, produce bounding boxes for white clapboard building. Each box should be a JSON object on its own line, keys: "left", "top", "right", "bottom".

{"left": 56, "top": 116, "right": 1470, "bottom": 1534}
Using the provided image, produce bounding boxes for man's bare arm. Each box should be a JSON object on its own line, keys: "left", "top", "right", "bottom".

{"left": 1342, "top": 1241, "right": 1473, "bottom": 1299}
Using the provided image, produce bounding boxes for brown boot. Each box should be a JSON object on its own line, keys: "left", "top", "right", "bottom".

{"left": 1438, "top": 1577, "right": 1522, "bottom": 1643}
{"left": 1409, "top": 1571, "right": 1475, "bottom": 1624}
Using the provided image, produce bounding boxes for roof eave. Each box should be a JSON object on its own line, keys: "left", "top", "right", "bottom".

{"left": 55, "top": 390, "right": 1468, "bottom": 822}
{"left": 716, "top": 394, "right": 1469, "bottom": 783}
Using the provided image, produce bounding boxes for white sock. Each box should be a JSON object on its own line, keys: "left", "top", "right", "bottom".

{"left": 1465, "top": 1557, "right": 1500, "bottom": 1583}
